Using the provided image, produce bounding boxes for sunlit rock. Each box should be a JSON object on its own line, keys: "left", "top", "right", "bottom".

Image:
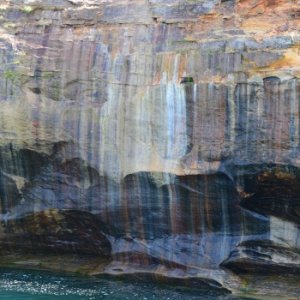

{"left": 0, "top": 0, "right": 300, "bottom": 297}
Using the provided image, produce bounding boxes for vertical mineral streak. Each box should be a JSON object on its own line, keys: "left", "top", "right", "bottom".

{"left": 0, "top": 0, "right": 300, "bottom": 297}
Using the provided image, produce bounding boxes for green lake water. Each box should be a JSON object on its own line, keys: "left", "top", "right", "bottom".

{"left": 0, "top": 268, "right": 253, "bottom": 300}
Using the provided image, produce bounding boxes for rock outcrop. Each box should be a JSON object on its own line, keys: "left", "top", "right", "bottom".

{"left": 0, "top": 0, "right": 300, "bottom": 298}
{"left": 0, "top": 209, "right": 111, "bottom": 256}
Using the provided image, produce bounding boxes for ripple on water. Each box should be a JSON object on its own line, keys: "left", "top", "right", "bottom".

{"left": 0, "top": 268, "right": 248, "bottom": 300}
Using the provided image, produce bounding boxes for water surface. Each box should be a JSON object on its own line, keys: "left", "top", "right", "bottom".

{"left": 0, "top": 268, "right": 253, "bottom": 300}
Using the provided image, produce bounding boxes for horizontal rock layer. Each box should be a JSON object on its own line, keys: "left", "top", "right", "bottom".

{"left": 0, "top": 0, "right": 300, "bottom": 298}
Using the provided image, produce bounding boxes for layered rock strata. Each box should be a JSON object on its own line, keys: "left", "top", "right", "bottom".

{"left": 0, "top": 0, "right": 300, "bottom": 298}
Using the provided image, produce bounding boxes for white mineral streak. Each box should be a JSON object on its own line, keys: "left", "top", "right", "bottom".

{"left": 290, "top": 79, "right": 299, "bottom": 154}
{"left": 95, "top": 81, "right": 187, "bottom": 180}
{"left": 0, "top": 1, "right": 300, "bottom": 297}
{"left": 270, "top": 216, "right": 300, "bottom": 249}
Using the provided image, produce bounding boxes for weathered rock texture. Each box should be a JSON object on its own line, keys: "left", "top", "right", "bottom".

{"left": 0, "top": 0, "right": 300, "bottom": 298}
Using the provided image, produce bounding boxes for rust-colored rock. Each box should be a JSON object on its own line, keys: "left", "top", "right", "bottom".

{"left": 0, "top": 209, "right": 111, "bottom": 257}
{"left": 0, "top": 0, "right": 300, "bottom": 298}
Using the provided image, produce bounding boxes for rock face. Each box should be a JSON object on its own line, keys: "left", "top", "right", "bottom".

{"left": 0, "top": 209, "right": 111, "bottom": 256}
{"left": 0, "top": 0, "right": 300, "bottom": 297}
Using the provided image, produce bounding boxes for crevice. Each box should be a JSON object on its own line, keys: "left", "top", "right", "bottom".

{"left": 180, "top": 77, "right": 194, "bottom": 84}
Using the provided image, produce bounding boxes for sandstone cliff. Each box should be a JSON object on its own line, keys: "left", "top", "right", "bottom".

{"left": 0, "top": 0, "right": 300, "bottom": 298}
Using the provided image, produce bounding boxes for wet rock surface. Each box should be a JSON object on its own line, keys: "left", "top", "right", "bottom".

{"left": 0, "top": 209, "right": 111, "bottom": 257}
{"left": 221, "top": 239, "right": 300, "bottom": 275}
{"left": 239, "top": 165, "right": 300, "bottom": 224}
{"left": 0, "top": 0, "right": 300, "bottom": 298}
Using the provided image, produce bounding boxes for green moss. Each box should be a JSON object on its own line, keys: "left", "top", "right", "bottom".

{"left": 180, "top": 77, "right": 194, "bottom": 84}
{"left": 3, "top": 22, "right": 16, "bottom": 29}
{"left": 3, "top": 69, "right": 27, "bottom": 84}
{"left": 0, "top": 6, "right": 7, "bottom": 13}
{"left": 171, "top": 39, "right": 197, "bottom": 45}
{"left": 42, "top": 71, "right": 56, "bottom": 79}
{"left": 20, "top": 6, "right": 34, "bottom": 14}
{"left": 4, "top": 70, "right": 18, "bottom": 82}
